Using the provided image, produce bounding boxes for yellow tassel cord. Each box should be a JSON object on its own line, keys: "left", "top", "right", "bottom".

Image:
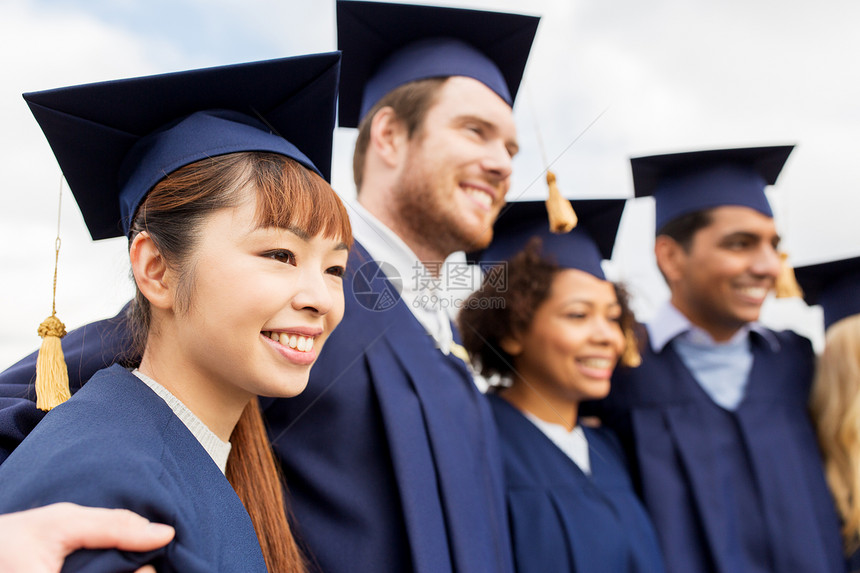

{"left": 620, "top": 328, "right": 642, "bottom": 368}
{"left": 35, "top": 180, "right": 70, "bottom": 411}
{"left": 775, "top": 252, "right": 804, "bottom": 299}
{"left": 544, "top": 170, "right": 577, "bottom": 234}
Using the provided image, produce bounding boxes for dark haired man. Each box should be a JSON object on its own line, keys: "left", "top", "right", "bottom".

{"left": 598, "top": 146, "right": 843, "bottom": 573}
{"left": 0, "top": 3, "right": 539, "bottom": 572}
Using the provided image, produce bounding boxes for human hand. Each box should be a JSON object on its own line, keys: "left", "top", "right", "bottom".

{"left": 0, "top": 502, "right": 175, "bottom": 573}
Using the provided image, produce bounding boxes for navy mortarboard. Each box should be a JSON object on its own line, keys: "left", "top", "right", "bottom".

{"left": 631, "top": 145, "right": 795, "bottom": 233}
{"left": 473, "top": 199, "right": 626, "bottom": 280}
{"left": 336, "top": 0, "right": 539, "bottom": 127}
{"left": 471, "top": 198, "right": 639, "bottom": 368}
{"left": 25, "top": 52, "right": 341, "bottom": 240}
{"left": 795, "top": 255, "right": 860, "bottom": 330}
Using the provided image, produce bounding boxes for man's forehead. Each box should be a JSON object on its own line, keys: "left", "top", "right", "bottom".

{"left": 703, "top": 205, "right": 778, "bottom": 236}
{"left": 429, "top": 77, "right": 515, "bottom": 124}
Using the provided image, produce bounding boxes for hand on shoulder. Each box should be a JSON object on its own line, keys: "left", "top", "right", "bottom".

{"left": 0, "top": 503, "right": 174, "bottom": 573}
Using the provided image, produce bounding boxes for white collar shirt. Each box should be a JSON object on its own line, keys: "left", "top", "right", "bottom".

{"left": 524, "top": 411, "right": 591, "bottom": 475}
{"left": 347, "top": 201, "right": 456, "bottom": 355}
{"left": 646, "top": 302, "right": 779, "bottom": 410}
{"left": 133, "top": 369, "right": 232, "bottom": 474}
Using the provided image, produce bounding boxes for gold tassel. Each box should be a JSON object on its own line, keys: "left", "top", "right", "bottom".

{"left": 545, "top": 170, "right": 577, "bottom": 234}
{"left": 449, "top": 342, "right": 471, "bottom": 365}
{"left": 620, "top": 327, "right": 641, "bottom": 368}
{"left": 35, "top": 314, "right": 70, "bottom": 411}
{"left": 775, "top": 252, "right": 804, "bottom": 299}
{"left": 35, "top": 177, "right": 71, "bottom": 411}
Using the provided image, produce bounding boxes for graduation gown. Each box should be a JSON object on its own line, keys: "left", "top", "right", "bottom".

{"left": 598, "top": 328, "right": 844, "bottom": 573}
{"left": 489, "top": 395, "right": 665, "bottom": 573}
{"left": 0, "top": 243, "right": 513, "bottom": 573}
{"left": 0, "top": 305, "right": 132, "bottom": 464}
{"left": 0, "top": 364, "right": 266, "bottom": 572}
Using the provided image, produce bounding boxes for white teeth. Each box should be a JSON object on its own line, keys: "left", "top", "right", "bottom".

{"left": 739, "top": 287, "right": 768, "bottom": 298}
{"left": 579, "top": 358, "right": 613, "bottom": 369}
{"left": 264, "top": 332, "right": 315, "bottom": 352}
{"left": 464, "top": 187, "right": 492, "bottom": 209}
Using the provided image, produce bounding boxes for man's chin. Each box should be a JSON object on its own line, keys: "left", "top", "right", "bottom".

{"left": 459, "top": 227, "right": 493, "bottom": 252}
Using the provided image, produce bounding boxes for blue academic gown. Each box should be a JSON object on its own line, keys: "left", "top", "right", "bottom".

{"left": 489, "top": 394, "right": 666, "bottom": 573}
{"left": 596, "top": 328, "right": 844, "bottom": 573}
{"left": 0, "top": 307, "right": 132, "bottom": 464}
{"left": 0, "top": 364, "right": 266, "bottom": 572}
{"left": 0, "top": 243, "right": 513, "bottom": 573}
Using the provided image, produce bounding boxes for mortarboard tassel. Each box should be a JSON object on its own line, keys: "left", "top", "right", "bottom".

{"left": 775, "top": 252, "right": 804, "bottom": 299}
{"left": 35, "top": 181, "right": 71, "bottom": 411}
{"left": 36, "top": 313, "right": 70, "bottom": 411}
{"left": 545, "top": 170, "right": 577, "bottom": 234}
{"left": 449, "top": 341, "right": 471, "bottom": 364}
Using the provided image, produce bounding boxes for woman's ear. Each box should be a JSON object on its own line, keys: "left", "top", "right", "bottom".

{"left": 500, "top": 335, "right": 523, "bottom": 357}
{"left": 129, "top": 232, "right": 173, "bottom": 310}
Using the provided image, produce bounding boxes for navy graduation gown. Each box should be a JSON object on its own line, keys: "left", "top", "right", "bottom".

{"left": 0, "top": 364, "right": 266, "bottom": 572}
{"left": 0, "top": 243, "right": 513, "bottom": 573}
{"left": 489, "top": 395, "right": 665, "bottom": 573}
{"left": 598, "top": 329, "right": 844, "bottom": 573}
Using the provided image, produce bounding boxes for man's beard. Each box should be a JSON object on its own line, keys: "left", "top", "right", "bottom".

{"left": 392, "top": 151, "right": 495, "bottom": 260}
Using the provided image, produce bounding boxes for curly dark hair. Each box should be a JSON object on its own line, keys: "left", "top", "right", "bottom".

{"left": 457, "top": 237, "right": 639, "bottom": 381}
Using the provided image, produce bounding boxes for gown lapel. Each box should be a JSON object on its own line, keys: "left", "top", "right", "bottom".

{"left": 359, "top": 253, "right": 512, "bottom": 573}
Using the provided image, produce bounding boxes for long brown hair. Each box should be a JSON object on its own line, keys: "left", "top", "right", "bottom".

{"left": 127, "top": 151, "right": 352, "bottom": 572}
{"left": 810, "top": 314, "right": 860, "bottom": 554}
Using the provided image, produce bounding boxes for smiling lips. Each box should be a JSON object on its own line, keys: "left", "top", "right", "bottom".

{"left": 576, "top": 356, "right": 616, "bottom": 380}
{"left": 462, "top": 183, "right": 495, "bottom": 210}
{"left": 263, "top": 331, "right": 315, "bottom": 353}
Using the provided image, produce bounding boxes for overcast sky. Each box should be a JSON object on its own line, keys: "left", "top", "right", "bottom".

{"left": 2, "top": 0, "right": 858, "bottom": 369}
